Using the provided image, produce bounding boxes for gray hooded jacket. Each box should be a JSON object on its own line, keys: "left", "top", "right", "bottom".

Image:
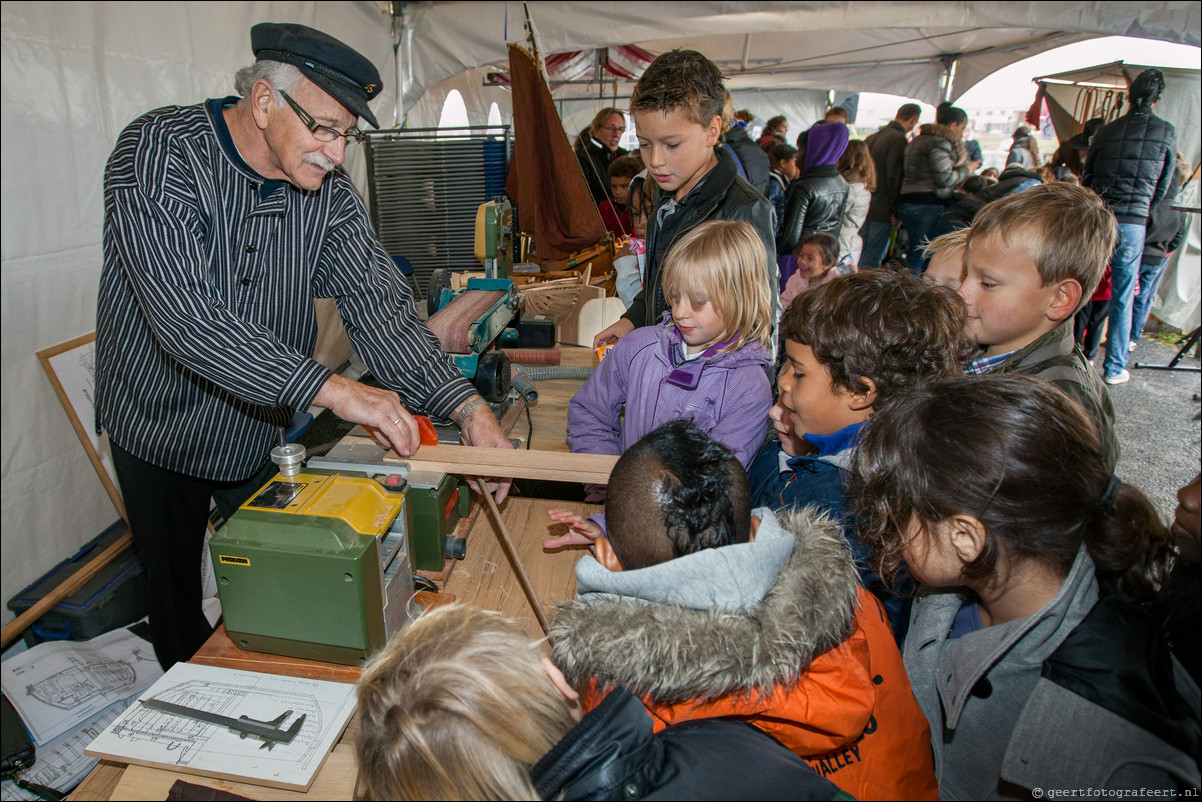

{"left": 905, "top": 546, "right": 1201, "bottom": 800}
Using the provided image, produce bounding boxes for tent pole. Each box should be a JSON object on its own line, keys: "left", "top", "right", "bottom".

{"left": 942, "top": 56, "right": 960, "bottom": 102}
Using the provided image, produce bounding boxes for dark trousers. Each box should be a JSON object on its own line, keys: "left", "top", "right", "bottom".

{"left": 111, "top": 442, "right": 274, "bottom": 670}
{"left": 1074, "top": 299, "right": 1111, "bottom": 361}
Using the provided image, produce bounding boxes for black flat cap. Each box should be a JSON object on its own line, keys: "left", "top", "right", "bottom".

{"left": 252, "top": 22, "right": 382, "bottom": 129}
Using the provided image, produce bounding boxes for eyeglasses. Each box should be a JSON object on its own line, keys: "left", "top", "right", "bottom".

{"left": 601, "top": 125, "right": 626, "bottom": 134}
{"left": 279, "top": 90, "right": 365, "bottom": 145}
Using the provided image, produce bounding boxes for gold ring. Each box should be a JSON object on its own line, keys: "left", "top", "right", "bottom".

{"left": 392, "top": 416, "right": 404, "bottom": 426}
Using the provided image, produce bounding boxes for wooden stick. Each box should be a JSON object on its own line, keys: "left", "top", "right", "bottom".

{"left": 385, "top": 444, "right": 617, "bottom": 484}
{"left": 473, "top": 478, "right": 549, "bottom": 635}
{"left": 1, "top": 530, "right": 133, "bottom": 648}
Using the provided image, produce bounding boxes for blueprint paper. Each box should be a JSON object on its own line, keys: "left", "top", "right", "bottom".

{"left": 84, "top": 662, "right": 358, "bottom": 791}
{"left": 0, "top": 697, "right": 131, "bottom": 800}
{"left": 0, "top": 628, "right": 161, "bottom": 745}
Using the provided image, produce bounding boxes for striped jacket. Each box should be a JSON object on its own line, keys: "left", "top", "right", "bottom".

{"left": 96, "top": 99, "right": 473, "bottom": 480}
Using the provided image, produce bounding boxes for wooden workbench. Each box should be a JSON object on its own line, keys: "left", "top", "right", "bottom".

{"left": 68, "top": 344, "right": 599, "bottom": 801}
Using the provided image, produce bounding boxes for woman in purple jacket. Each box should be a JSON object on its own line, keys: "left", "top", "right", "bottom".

{"left": 567, "top": 220, "right": 773, "bottom": 505}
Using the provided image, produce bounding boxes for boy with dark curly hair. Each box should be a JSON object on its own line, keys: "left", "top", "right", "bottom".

{"left": 750, "top": 269, "right": 974, "bottom": 638}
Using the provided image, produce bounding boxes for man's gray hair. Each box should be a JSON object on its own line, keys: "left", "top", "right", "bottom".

{"left": 233, "top": 60, "right": 302, "bottom": 100}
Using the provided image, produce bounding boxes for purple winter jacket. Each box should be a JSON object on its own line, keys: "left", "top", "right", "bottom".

{"left": 567, "top": 321, "right": 772, "bottom": 470}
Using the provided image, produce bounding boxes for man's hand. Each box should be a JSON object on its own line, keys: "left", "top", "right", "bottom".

{"left": 455, "top": 396, "right": 513, "bottom": 504}
{"left": 593, "top": 317, "right": 634, "bottom": 349}
{"left": 544, "top": 508, "right": 603, "bottom": 550}
{"left": 314, "top": 374, "right": 420, "bottom": 456}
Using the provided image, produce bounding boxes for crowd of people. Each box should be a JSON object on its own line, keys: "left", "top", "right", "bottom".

{"left": 92, "top": 18, "right": 1197, "bottom": 800}
{"left": 355, "top": 49, "right": 1199, "bottom": 801}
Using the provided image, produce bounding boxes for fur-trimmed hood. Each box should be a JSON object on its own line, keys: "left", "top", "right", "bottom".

{"left": 549, "top": 506, "right": 860, "bottom": 705}
{"left": 917, "top": 122, "right": 968, "bottom": 164}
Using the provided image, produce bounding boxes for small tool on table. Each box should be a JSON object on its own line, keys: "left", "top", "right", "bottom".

{"left": 140, "top": 698, "right": 306, "bottom": 750}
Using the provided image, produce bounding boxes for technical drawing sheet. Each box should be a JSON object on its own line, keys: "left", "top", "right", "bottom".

{"left": 0, "top": 698, "right": 129, "bottom": 801}
{"left": 0, "top": 627, "right": 161, "bottom": 745}
{"left": 85, "top": 662, "right": 358, "bottom": 791}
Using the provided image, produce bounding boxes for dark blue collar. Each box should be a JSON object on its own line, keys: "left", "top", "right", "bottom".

{"left": 802, "top": 421, "right": 864, "bottom": 456}
{"left": 208, "top": 96, "right": 285, "bottom": 200}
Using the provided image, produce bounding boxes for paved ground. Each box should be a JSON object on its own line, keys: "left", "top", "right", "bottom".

{"left": 1110, "top": 332, "right": 1201, "bottom": 522}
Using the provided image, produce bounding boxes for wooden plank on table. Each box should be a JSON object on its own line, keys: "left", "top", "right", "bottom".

{"left": 108, "top": 744, "right": 357, "bottom": 801}
{"left": 444, "top": 497, "right": 594, "bottom": 640}
{"left": 385, "top": 444, "right": 617, "bottom": 484}
{"left": 67, "top": 760, "right": 126, "bottom": 801}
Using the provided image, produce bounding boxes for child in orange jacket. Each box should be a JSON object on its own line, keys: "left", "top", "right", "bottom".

{"left": 549, "top": 420, "right": 937, "bottom": 800}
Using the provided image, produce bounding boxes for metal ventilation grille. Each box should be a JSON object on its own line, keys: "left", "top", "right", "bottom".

{"left": 364, "top": 127, "right": 511, "bottom": 302}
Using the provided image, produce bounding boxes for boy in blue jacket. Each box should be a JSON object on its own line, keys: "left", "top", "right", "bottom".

{"left": 749, "top": 269, "right": 972, "bottom": 640}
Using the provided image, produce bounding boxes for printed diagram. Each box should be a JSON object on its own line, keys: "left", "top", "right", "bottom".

{"left": 110, "top": 680, "right": 323, "bottom": 767}
{"left": 87, "top": 663, "right": 356, "bottom": 790}
{"left": 76, "top": 346, "right": 96, "bottom": 410}
{"left": 26, "top": 659, "right": 137, "bottom": 710}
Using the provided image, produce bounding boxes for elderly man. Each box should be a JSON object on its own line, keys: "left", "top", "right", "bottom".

{"left": 95, "top": 22, "right": 511, "bottom": 669}
{"left": 1083, "top": 68, "right": 1178, "bottom": 385}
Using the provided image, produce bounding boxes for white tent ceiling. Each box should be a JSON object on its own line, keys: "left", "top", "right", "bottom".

{"left": 394, "top": 1, "right": 1201, "bottom": 121}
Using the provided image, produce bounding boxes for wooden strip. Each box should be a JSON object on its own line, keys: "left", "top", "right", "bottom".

{"left": 384, "top": 445, "right": 616, "bottom": 484}
{"left": 473, "top": 478, "right": 549, "bottom": 635}
{"left": 1, "top": 531, "right": 133, "bottom": 649}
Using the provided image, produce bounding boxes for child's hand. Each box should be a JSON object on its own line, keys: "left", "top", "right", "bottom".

{"left": 544, "top": 509, "right": 603, "bottom": 550}
{"left": 593, "top": 318, "right": 634, "bottom": 349}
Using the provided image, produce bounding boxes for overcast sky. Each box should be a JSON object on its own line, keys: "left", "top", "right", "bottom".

{"left": 857, "top": 35, "right": 1200, "bottom": 126}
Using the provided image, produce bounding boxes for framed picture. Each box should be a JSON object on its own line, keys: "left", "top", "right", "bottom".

{"left": 37, "top": 332, "right": 126, "bottom": 521}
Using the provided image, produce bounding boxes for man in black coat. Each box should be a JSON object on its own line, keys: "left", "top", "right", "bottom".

{"left": 860, "top": 103, "right": 920, "bottom": 267}
{"left": 1083, "top": 68, "right": 1177, "bottom": 384}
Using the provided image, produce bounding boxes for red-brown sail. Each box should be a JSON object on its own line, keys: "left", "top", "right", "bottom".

{"left": 504, "top": 43, "right": 606, "bottom": 259}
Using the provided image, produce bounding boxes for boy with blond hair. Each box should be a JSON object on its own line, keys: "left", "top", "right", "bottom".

{"left": 593, "top": 50, "right": 777, "bottom": 348}
{"left": 959, "top": 182, "right": 1119, "bottom": 469}
{"left": 922, "top": 228, "right": 968, "bottom": 290}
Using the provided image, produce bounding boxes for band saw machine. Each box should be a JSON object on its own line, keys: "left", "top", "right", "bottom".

{"left": 423, "top": 199, "right": 519, "bottom": 403}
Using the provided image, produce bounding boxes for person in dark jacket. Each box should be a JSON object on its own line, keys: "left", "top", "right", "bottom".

{"left": 576, "top": 106, "right": 630, "bottom": 206}
{"left": 593, "top": 50, "right": 777, "bottom": 347}
{"left": 776, "top": 122, "right": 850, "bottom": 256}
{"left": 354, "top": 604, "right": 845, "bottom": 801}
{"left": 725, "top": 119, "right": 771, "bottom": 195}
{"left": 1083, "top": 68, "right": 1178, "bottom": 384}
{"left": 897, "top": 104, "right": 978, "bottom": 273}
{"left": 861, "top": 103, "right": 921, "bottom": 267}
{"left": 766, "top": 143, "right": 799, "bottom": 235}
{"left": 938, "top": 163, "right": 1043, "bottom": 233}
{"left": 1132, "top": 159, "right": 1188, "bottom": 345}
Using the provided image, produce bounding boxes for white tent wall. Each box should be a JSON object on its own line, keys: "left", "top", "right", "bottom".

{"left": 0, "top": 1, "right": 394, "bottom": 626}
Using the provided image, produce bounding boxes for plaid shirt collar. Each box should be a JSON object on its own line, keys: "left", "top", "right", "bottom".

{"left": 967, "top": 349, "right": 1018, "bottom": 375}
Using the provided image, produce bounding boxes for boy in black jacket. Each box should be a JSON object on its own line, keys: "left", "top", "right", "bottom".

{"left": 593, "top": 50, "right": 777, "bottom": 347}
